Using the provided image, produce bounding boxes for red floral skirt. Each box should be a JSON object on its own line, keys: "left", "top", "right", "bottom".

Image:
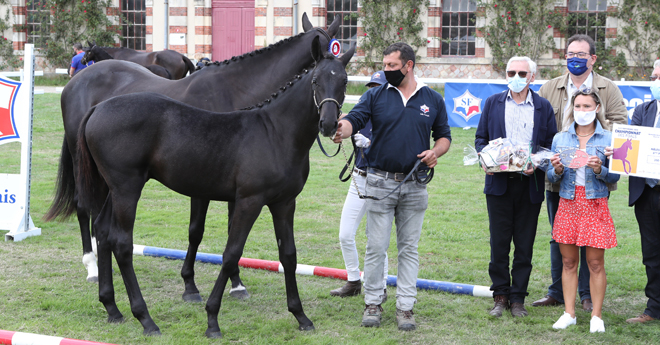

{"left": 553, "top": 186, "right": 617, "bottom": 249}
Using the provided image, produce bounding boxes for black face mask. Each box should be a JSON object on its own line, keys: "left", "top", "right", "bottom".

{"left": 384, "top": 67, "right": 407, "bottom": 87}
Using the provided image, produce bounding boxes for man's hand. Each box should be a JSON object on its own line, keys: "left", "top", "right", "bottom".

{"left": 417, "top": 150, "right": 438, "bottom": 169}
{"left": 332, "top": 121, "right": 344, "bottom": 143}
{"left": 333, "top": 120, "right": 353, "bottom": 143}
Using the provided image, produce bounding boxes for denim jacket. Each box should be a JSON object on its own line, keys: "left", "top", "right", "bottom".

{"left": 546, "top": 121, "right": 620, "bottom": 200}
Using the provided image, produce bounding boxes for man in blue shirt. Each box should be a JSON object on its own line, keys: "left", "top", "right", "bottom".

{"left": 333, "top": 42, "right": 451, "bottom": 331}
{"left": 475, "top": 56, "right": 557, "bottom": 318}
{"left": 70, "top": 43, "right": 92, "bottom": 77}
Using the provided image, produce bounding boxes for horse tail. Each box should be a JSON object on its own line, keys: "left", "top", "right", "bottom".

{"left": 182, "top": 55, "right": 195, "bottom": 76}
{"left": 76, "top": 106, "right": 105, "bottom": 213}
{"left": 43, "top": 137, "right": 77, "bottom": 221}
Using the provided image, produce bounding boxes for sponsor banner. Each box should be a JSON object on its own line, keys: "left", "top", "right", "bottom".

{"left": 444, "top": 81, "right": 652, "bottom": 127}
{"left": 609, "top": 123, "right": 660, "bottom": 179}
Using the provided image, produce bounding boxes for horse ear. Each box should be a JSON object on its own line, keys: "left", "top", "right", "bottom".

{"left": 302, "top": 12, "right": 313, "bottom": 32}
{"left": 327, "top": 16, "right": 340, "bottom": 37}
{"left": 87, "top": 40, "right": 93, "bottom": 47}
{"left": 339, "top": 43, "right": 355, "bottom": 67}
{"left": 310, "top": 36, "right": 323, "bottom": 62}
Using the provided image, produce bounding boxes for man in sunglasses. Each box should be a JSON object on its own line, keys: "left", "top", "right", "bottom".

{"left": 625, "top": 60, "right": 660, "bottom": 324}
{"left": 532, "top": 34, "right": 627, "bottom": 312}
{"left": 475, "top": 56, "right": 557, "bottom": 318}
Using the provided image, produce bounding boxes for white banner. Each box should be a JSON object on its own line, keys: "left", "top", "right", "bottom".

{"left": 0, "top": 44, "right": 41, "bottom": 241}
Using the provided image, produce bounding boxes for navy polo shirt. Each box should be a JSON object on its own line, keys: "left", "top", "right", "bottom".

{"left": 344, "top": 81, "right": 451, "bottom": 173}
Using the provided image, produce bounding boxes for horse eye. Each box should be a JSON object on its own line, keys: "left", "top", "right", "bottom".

{"left": 312, "top": 77, "right": 318, "bottom": 85}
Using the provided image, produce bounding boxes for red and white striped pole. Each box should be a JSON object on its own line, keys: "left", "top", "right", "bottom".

{"left": 0, "top": 330, "right": 116, "bottom": 345}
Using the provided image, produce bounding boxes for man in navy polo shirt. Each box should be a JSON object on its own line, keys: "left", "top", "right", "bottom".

{"left": 69, "top": 43, "right": 92, "bottom": 77}
{"left": 333, "top": 42, "right": 451, "bottom": 331}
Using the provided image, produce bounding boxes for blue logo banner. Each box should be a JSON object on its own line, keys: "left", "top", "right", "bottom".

{"left": 444, "top": 81, "right": 651, "bottom": 127}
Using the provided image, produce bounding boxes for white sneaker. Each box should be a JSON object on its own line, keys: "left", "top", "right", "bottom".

{"left": 552, "top": 312, "right": 577, "bottom": 329}
{"left": 590, "top": 316, "right": 605, "bottom": 333}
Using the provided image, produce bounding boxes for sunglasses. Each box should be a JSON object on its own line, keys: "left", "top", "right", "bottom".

{"left": 650, "top": 76, "right": 659, "bottom": 81}
{"left": 507, "top": 71, "right": 528, "bottom": 78}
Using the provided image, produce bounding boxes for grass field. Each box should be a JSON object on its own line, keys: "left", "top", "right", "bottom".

{"left": 0, "top": 93, "right": 659, "bottom": 344}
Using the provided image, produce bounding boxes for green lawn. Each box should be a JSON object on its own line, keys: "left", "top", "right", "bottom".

{"left": 0, "top": 94, "right": 657, "bottom": 344}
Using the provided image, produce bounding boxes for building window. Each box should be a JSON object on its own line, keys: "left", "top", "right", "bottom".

{"left": 326, "top": 0, "right": 358, "bottom": 51}
{"left": 567, "top": 0, "right": 607, "bottom": 43}
{"left": 121, "top": 0, "right": 146, "bottom": 50}
{"left": 441, "top": 0, "right": 477, "bottom": 56}
{"left": 26, "top": 0, "right": 49, "bottom": 48}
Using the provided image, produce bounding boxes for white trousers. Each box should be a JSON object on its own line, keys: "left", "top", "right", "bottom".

{"left": 339, "top": 172, "right": 388, "bottom": 284}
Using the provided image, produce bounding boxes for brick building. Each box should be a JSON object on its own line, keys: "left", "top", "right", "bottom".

{"left": 1, "top": 0, "right": 637, "bottom": 78}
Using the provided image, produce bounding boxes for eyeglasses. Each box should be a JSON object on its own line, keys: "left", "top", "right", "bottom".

{"left": 566, "top": 52, "right": 591, "bottom": 59}
{"left": 650, "top": 76, "right": 660, "bottom": 81}
{"left": 506, "top": 71, "right": 528, "bottom": 78}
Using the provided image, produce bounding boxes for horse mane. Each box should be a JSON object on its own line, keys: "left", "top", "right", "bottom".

{"left": 206, "top": 32, "right": 307, "bottom": 68}
{"left": 239, "top": 52, "right": 335, "bottom": 111}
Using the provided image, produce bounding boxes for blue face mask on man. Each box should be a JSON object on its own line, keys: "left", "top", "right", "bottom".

{"left": 650, "top": 79, "right": 660, "bottom": 100}
{"left": 567, "top": 57, "right": 589, "bottom": 76}
{"left": 507, "top": 74, "right": 529, "bottom": 93}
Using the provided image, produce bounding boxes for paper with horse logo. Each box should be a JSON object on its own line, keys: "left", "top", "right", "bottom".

{"left": 609, "top": 123, "right": 660, "bottom": 179}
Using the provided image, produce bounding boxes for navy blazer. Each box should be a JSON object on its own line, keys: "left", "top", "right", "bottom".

{"left": 629, "top": 100, "right": 658, "bottom": 206}
{"left": 475, "top": 89, "right": 558, "bottom": 204}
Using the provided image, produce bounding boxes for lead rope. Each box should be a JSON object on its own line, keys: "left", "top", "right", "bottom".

{"left": 339, "top": 140, "right": 367, "bottom": 198}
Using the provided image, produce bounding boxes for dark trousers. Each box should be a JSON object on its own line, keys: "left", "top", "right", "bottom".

{"left": 546, "top": 191, "right": 591, "bottom": 303}
{"left": 633, "top": 185, "right": 660, "bottom": 319}
{"left": 486, "top": 175, "right": 542, "bottom": 304}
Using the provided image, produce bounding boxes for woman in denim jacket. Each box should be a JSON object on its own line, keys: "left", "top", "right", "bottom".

{"left": 547, "top": 90, "right": 619, "bottom": 333}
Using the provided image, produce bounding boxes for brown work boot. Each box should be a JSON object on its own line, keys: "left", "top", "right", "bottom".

{"left": 510, "top": 302, "right": 529, "bottom": 317}
{"left": 396, "top": 308, "right": 416, "bottom": 331}
{"left": 330, "top": 280, "right": 361, "bottom": 297}
{"left": 361, "top": 304, "right": 383, "bottom": 327}
{"left": 626, "top": 313, "right": 656, "bottom": 324}
{"left": 582, "top": 298, "right": 593, "bottom": 312}
{"left": 489, "top": 295, "right": 509, "bottom": 317}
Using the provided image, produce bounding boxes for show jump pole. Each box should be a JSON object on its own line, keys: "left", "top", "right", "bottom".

{"left": 0, "top": 329, "right": 117, "bottom": 345}
{"left": 133, "top": 245, "right": 493, "bottom": 298}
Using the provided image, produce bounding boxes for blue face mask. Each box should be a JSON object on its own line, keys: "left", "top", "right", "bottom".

{"left": 567, "top": 57, "right": 589, "bottom": 76}
{"left": 507, "top": 75, "right": 529, "bottom": 93}
{"left": 650, "top": 79, "right": 660, "bottom": 100}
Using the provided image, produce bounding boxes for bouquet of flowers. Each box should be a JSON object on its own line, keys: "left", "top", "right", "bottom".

{"left": 464, "top": 138, "right": 553, "bottom": 173}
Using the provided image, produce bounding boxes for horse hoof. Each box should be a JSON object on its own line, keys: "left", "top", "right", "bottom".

{"left": 299, "top": 324, "right": 315, "bottom": 331}
{"left": 182, "top": 293, "right": 203, "bottom": 303}
{"left": 107, "top": 315, "right": 124, "bottom": 324}
{"left": 229, "top": 288, "right": 250, "bottom": 300}
{"left": 143, "top": 328, "right": 161, "bottom": 336}
{"left": 205, "top": 329, "right": 223, "bottom": 339}
{"left": 86, "top": 276, "right": 98, "bottom": 283}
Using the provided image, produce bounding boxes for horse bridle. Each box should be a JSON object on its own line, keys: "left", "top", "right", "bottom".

{"left": 312, "top": 70, "right": 344, "bottom": 157}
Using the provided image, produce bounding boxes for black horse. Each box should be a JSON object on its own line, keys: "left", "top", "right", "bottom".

{"left": 76, "top": 37, "right": 353, "bottom": 337}
{"left": 81, "top": 43, "right": 172, "bottom": 79}
{"left": 45, "top": 13, "right": 340, "bottom": 301}
{"left": 79, "top": 44, "right": 195, "bottom": 79}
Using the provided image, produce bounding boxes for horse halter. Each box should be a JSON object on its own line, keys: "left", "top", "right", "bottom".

{"left": 312, "top": 76, "right": 343, "bottom": 119}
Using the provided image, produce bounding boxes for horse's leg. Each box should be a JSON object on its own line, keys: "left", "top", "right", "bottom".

{"left": 205, "top": 198, "right": 262, "bottom": 338}
{"left": 227, "top": 201, "right": 249, "bottom": 300}
{"left": 75, "top": 190, "right": 98, "bottom": 283}
{"left": 268, "top": 198, "right": 314, "bottom": 331}
{"left": 181, "top": 197, "right": 209, "bottom": 303}
{"left": 108, "top": 185, "right": 161, "bottom": 336}
{"left": 95, "top": 196, "right": 124, "bottom": 324}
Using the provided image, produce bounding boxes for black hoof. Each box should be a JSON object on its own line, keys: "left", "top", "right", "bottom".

{"left": 205, "top": 329, "right": 223, "bottom": 339}
{"left": 107, "top": 315, "right": 124, "bottom": 324}
{"left": 299, "top": 324, "right": 315, "bottom": 331}
{"left": 182, "top": 293, "right": 203, "bottom": 303}
{"left": 229, "top": 288, "right": 250, "bottom": 300}
{"left": 143, "top": 328, "right": 161, "bottom": 336}
{"left": 87, "top": 276, "right": 98, "bottom": 283}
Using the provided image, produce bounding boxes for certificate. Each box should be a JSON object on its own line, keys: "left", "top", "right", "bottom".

{"left": 609, "top": 123, "right": 660, "bottom": 179}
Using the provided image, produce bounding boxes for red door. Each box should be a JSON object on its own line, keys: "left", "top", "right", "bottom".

{"left": 212, "top": 1, "right": 255, "bottom": 61}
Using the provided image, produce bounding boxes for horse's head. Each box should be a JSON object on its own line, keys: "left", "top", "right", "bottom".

{"left": 309, "top": 36, "right": 355, "bottom": 138}
{"left": 302, "top": 12, "right": 340, "bottom": 53}
{"left": 81, "top": 41, "right": 97, "bottom": 65}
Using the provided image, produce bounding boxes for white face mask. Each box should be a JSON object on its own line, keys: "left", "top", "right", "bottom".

{"left": 573, "top": 106, "right": 599, "bottom": 126}
{"left": 507, "top": 75, "right": 529, "bottom": 93}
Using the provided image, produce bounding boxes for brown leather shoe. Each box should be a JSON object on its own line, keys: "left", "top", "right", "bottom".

{"left": 532, "top": 295, "right": 562, "bottom": 307}
{"left": 511, "top": 302, "right": 529, "bottom": 317}
{"left": 330, "top": 280, "right": 361, "bottom": 297}
{"left": 489, "top": 295, "right": 509, "bottom": 317}
{"left": 582, "top": 298, "right": 593, "bottom": 312}
{"left": 626, "top": 313, "right": 656, "bottom": 324}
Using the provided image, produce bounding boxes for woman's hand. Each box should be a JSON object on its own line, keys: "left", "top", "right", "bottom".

{"left": 588, "top": 155, "right": 603, "bottom": 174}
{"left": 551, "top": 153, "right": 564, "bottom": 175}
